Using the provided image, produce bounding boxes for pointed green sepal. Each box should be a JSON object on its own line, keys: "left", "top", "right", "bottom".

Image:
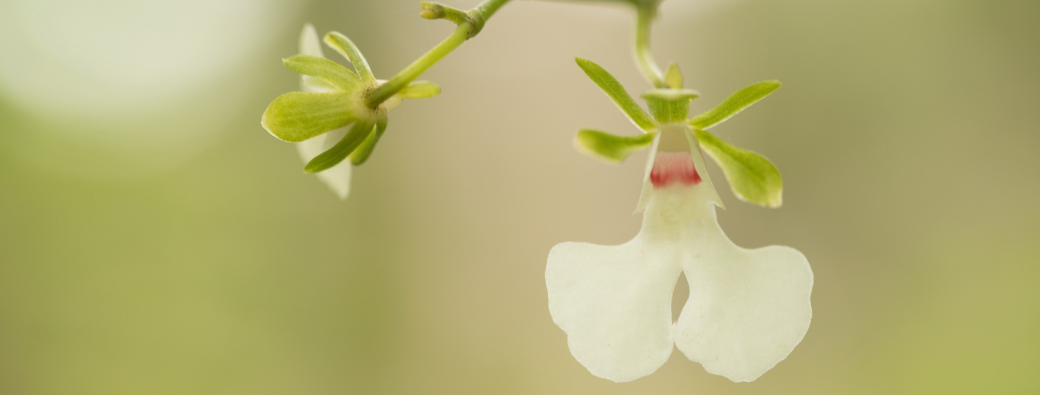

{"left": 324, "top": 32, "right": 375, "bottom": 81}
{"left": 695, "top": 129, "right": 783, "bottom": 207}
{"left": 304, "top": 120, "right": 375, "bottom": 173}
{"left": 690, "top": 81, "right": 781, "bottom": 130}
{"left": 349, "top": 118, "right": 388, "bottom": 165}
{"left": 262, "top": 92, "right": 357, "bottom": 143}
{"left": 574, "top": 57, "right": 657, "bottom": 132}
{"left": 665, "top": 62, "right": 683, "bottom": 90}
{"left": 575, "top": 129, "right": 655, "bottom": 163}
{"left": 397, "top": 81, "right": 441, "bottom": 99}
{"left": 283, "top": 55, "right": 359, "bottom": 91}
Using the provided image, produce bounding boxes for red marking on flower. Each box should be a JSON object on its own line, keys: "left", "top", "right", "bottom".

{"left": 650, "top": 152, "right": 702, "bottom": 188}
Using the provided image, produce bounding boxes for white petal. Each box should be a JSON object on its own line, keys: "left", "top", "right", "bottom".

{"left": 298, "top": 23, "right": 337, "bottom": 93}
{"left": 658, "top": 186, "right": 812, "bottom": 382}
{"left": 295, "top": 126, "right": 352, "bottom": 200}
{"left": 299, "top": 23, "right": 324, "bottom": 57}
{"left": 293, "top": 23, "right": 351, "bottom": 200}
{"left": 320, "top": 126, "right": 349, "bottom": 151}
{"left": 313, "top": 159, "right": 352, "bottom": 200}
{"left": 546, "top": 240, "right": 682, "bottom": 382}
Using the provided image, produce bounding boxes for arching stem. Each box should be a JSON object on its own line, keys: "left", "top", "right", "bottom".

{"left": 634, "top": 4, "right": 668, "bottom": 89}
{"left": 365, "top": 0, "right": 511, "bottom": 108}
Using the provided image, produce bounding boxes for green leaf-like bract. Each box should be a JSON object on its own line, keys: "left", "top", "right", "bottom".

{"left": 283, "top": 55, "right": 359, "bottom": 91}
{"left": 349, "top": 118, "right": 388, "bottom": 165}
{"left": 398, "top": 81, "right": 441, "bottom": 99}
{"left": 695, "top": 129, "right": 783, "bottom": 208}
{"left": 262, "top": 92, "right": 356, "bottom": 143}
{"left": 575, "top": 129, "right": 655, "bottom": 163}
{"left": 575, "top": 57, "right": 656, "bottom": 132}
{"left": 305, "top": 120, "right": 375, "bottom": 173}
{"left": 690, "top": 81, "right": 781, "bottom": 130}
{"left": 324, "top": 32, "right": 375, "bottom": 82}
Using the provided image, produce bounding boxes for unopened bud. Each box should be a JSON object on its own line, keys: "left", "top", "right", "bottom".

{"left": 419, "top": 2, "right": 445, "bottom": 20}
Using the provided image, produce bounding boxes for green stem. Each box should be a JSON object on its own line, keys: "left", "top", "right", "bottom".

{"left": 474, "top": 0, "right": 510, "bottom": 19}
{"left": 365, "top": 24, "right": 470, "bottom": 108}
{"left": 634, "top": 5, "right": 668, "bottom": 89}
{"left": 365, "top": 0, "right": 511, "bottom": 108}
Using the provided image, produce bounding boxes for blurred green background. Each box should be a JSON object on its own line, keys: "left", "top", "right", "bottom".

{"left": 1, "top": 0, "right": 1038, "bottom": 393}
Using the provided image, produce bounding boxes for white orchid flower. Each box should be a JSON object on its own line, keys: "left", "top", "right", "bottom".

{"left": 547, "top": 58, "right": 813, "bottom": 383}
{"left": 264, "top": 24, "right": 441, "bottom": 199}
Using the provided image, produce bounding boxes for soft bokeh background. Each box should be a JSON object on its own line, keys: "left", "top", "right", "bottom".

{"left": 1, "top": 0, "right": 1038, "bottom": 393}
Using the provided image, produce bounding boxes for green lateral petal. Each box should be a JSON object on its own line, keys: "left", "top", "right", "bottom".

{"left": 665, "top": 62, "right": 683, "bottom": 90}
{"left": 349, "top": 118, "right": 388, "bottom": 165}
{"left": 262, "top": 92, "right": 356, "bottom": 142}
{"left": 324, "top": 32, "right": 375, "bottom": 81}
{"left": 695, "top": 129, "right": 783, "bottom": 208}
{"left": 575, "top": 129, "right": 655, "bottom": 163}
{"left": 397, "top": 81, "right": 441, "bottom": 99}
{"left": 283, "top": 55, "right": 359, "bottom": 91}
{"left": 690, "top": 81, "right": 781, "bottom": 130}
{"left": 305, "top": 120, "right": 375, "bottom": 173}
{"left": 575, "top": 57, "right": 656, "bottom": 132}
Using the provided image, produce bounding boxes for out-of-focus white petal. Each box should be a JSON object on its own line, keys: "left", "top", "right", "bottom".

{"left": 299, "top": 23, "right": 324, "bottom": 57}
{"left": 314, "top": 158, "right": 352, "bottom": 200}
{"left": 294, "top": 23, "right": 351, "bottom": 199}
{"left": 546, "top": 240, "right": 681, "bottom": 382}
{"left": 299, "top": 23, "right": 337, "bottom": 94}
{"left": 295, "top": 126, "right": 352, "bottom": 200}
{"left": 320, "top": 127, "right": 349, "bottom": 151}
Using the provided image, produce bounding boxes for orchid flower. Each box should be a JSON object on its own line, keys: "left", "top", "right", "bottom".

{"left": 546, "top": 58, "right": 814, "bottom": 383}
{"left": 262, "top": 24, "right": 441, "bottom": 199}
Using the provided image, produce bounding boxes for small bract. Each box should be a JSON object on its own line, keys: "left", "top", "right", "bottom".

{"left": 547, "top": 58, "right": 813, "bottom": 382}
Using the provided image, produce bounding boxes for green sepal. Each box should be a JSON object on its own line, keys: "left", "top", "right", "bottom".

{"left": 324, "top": 32, "right": 375, "bottom": 81}
{"left": 397, "top": 81, "right": 441, "bottom": 99}
{"left": 574, "top": 129, "right": 655, "bottom": 163}
{"left": 305, "top": 120, "right": 375, "bottom": 173}
{"left": 574, "top": 57, "right": 657, "bottom": 132}
{"left": 665, "top": 62, "right": 683, "bottom": 89}
{"left": 262, "top": 92, "right": 357, "bottom": 143}
{"left": 695, "top": 129, "right": 783, "bottom": 208}
{"left": 283, "top": 55, "right": 359, "bottom": 91}
{"left": 349, "top": 118, "right": 388, "bottom": 165}
{"left": 690, "top": 81, "right": 781, "bottom": 130}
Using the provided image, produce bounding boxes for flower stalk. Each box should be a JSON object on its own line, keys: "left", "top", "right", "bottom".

{"left": 364, "top": 0, "right": 512, "bottom": 108}
{"left": 634, "top": 4, "right": 668, "bottom": 89}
